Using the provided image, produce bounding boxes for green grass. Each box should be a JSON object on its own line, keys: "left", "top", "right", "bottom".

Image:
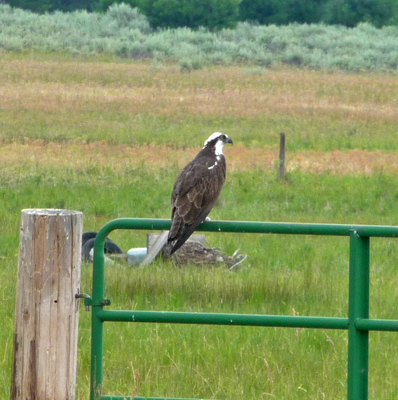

{"left": 2, "top": 163, "right": 398, "bottom": 399}
{"left": 3, "top": 108, "right": 398, "bottom": 152}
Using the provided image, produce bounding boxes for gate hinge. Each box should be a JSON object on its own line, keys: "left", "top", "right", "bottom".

{"left": 75, "top": 294, "right": 111, "bottom": 310}
{"left": 75, "top": 293, "right": 92, "bottom": 311}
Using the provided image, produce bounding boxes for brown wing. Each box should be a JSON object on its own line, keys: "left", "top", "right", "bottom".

{"left": 166, "top": 155, "right": 226, "bottom": 255}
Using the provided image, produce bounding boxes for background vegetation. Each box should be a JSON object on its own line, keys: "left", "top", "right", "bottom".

{"left": 3, "top": 0, "right": 398, "bottom": 29}
{"left": 2, "top": 3, "right": 398, "bottom": 72}
{"left": 1, "top": 50, "right": 398, "bottom": 398}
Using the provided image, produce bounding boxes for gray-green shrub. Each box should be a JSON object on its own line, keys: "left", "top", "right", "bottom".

{"left": 2, "top": 3, "right": 398, "bottom": 72}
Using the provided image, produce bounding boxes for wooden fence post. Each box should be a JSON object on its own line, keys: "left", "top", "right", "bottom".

{"left": 11, "top": 209, "right": 83, "bottom": 400}
{"left": 279, "top": 132, "right": 286, "bottom": 180}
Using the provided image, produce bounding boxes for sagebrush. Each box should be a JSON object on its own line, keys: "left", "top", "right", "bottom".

{"left": 2, "top": 3, "right": 398, "bottom": 71}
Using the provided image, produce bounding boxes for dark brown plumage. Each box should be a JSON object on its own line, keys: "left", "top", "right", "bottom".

{"left": 164, "top": 132, "right": 233, "bottom": 255}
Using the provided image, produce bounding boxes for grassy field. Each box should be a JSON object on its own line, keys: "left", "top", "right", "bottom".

{"left": 1, "top": 53, "right": 398, "bottom": 399}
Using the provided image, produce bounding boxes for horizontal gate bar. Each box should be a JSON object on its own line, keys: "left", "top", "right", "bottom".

{"left": 102, "top": 396, "right": 208, "bottom": 400}
{"left": 97, "top": 310, "right": 349, "bottom": 330}
{"left": 95, "top": 218, "right": 398, "bottom": 239}
{"left": 355, "top": 318, "right": 398, "bottom": 332}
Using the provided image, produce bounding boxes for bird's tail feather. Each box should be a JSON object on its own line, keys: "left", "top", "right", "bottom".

{"left": 141, "top": 230, "right": 169, "bottom": 265}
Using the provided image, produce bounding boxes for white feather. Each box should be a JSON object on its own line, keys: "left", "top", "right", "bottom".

{"left": 204, "top": 132, "right": 224, "bottom": 145}
{"left": 214, "top": 141, "right": 225, "bottom": 156}
{"left": 208, "top": 161, "right": 218, "bottom": 170}
{"left": 204, "top": 132, "right": 230, "bottom": 156}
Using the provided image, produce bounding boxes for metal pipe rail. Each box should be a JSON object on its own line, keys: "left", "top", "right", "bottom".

{"left": 90, "top": 218, "right": 398, "bottom": 400}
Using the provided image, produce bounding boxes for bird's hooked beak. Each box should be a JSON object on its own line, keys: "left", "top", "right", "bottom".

{"left": 225, "top": 137, "right": 233, "bottom": 145}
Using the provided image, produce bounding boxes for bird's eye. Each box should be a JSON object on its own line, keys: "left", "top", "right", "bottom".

{"left": 220, "top": 134, "right": 226, "bottom": 140}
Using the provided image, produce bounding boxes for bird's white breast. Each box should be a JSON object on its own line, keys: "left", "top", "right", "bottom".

{"left": 214, "top": 141, "right": 224, "bottom": 156}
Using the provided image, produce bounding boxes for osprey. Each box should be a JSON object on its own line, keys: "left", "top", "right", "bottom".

{"left": 164, "top": 132, "right": 233, "bottom": 255}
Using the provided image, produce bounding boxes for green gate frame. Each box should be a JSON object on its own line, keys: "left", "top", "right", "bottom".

{"left": 87, "top": 218, "right": 398, "bottom": 400}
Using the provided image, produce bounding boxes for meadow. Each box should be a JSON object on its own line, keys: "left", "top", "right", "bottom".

{"left": 1, "top": 52, "right": 398, "bottom": 399}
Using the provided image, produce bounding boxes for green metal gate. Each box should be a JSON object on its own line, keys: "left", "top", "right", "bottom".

{"left": 86, "top": 218, "right": 398, "bottom": 400}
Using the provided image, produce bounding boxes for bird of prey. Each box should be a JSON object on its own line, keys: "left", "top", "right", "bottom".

{"left": 164, "top": 132, "right": 233, "bottom": 256}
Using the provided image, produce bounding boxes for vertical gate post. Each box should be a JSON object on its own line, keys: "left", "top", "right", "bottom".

{"left": 11, "top": 209, "right": 83, "bottom": 400}
{"left": 90, "top": 230, "right": 108, "bottom": 400}
{"left": 347, "top": 231, "right": 370, "bottom": 400}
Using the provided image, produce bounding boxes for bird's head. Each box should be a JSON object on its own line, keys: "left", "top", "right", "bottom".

{"left": 204, "top": 132, "right": 233, "bottom": 155}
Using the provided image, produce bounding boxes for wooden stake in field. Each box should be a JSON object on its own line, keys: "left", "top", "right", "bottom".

{"left": 11, "top": 209, "right": 83, "bottom": 400}
{"left": 279, "top": 132, "right": 286, "bottom": 180}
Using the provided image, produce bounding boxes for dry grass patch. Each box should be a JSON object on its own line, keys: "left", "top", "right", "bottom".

{"left": 2, "top": 141, "right": 398, "bottom": 175}
{"left": 2, "top": 59, "right": 398, "bottom": 121}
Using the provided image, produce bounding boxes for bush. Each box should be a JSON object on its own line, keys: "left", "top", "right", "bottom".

{"left": 239, "top": 0, "right": 398, "bottom": 28}
{"left": 6, "top": 0, "right": 99, "bottom": 12}
{"left": 322, "top": 0, "right": 394, "bottom": 28}
{"left": 240, "top": 0, "right": 329, "bottom": 25}
{"left": 2, "top": 3, "right": 398, "bottom": 72}
{"left": 148, "top": 0, "right": 240, "bottom": 30}
{"left": 5, "top": 0, "right": 53, "bottom": 13}
{"left": 3, "top": 0, "right": 398, "bottom": 29}
{"left": 100, "top": 0, "right": 240, "bottom": 30}
{"left": 105, "top": 2, "right": 151, "bottom": 33}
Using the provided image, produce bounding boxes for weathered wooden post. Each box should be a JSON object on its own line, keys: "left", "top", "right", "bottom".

{"left": 11, "top": 209, "right": 83, "bottom": 400}
{"left": 279, "top": 132, "right": 286, "bottom": 180}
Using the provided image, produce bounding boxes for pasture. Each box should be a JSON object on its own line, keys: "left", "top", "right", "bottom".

{"left": 1, "top": 52, "right": 398, "bottom": 399}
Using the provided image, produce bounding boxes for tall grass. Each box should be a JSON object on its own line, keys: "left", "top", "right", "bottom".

{"left": 2, "top": 3, "right": 398, "bottom": 72}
